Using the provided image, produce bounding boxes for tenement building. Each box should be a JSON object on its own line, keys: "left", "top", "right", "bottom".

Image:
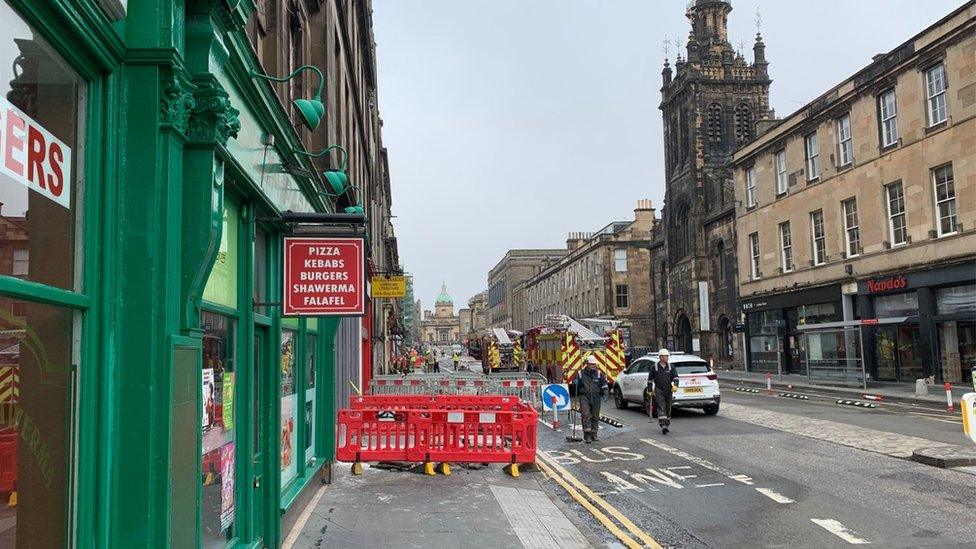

{"left": 733, "top": 3, "right": 975, "bottom": 384}
{"left": 651, "top": 0, "right": 773, "bottom": 368}
{"left": 488, "top": 249, "right": 567, "bottom": 330}
{"left": 421, "top": 283, "right": 461, "bottom": 344}
{"left": 524, "top": 201, "right": 657, "bottom": 348}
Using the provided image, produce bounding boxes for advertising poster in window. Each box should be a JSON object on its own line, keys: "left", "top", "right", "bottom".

{"left": 280, "top": 331, "right": 297, "bottom": 484}
{"left": 221, "top": 373, "right": 234, "bottom": 431}
{"left": 202, "top": 368, "right": 215, "bottom": 429}
{"left": 220, "top": 442, "right": 235, "bottom": 530}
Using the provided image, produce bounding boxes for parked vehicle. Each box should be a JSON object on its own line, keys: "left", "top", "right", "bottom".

{"left": 612, "top": 352, "right": 720, "bottom": 415}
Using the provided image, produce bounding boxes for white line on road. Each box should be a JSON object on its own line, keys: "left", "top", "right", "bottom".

{"left": 811, "top": 519, "right": 871, "bottom": 544}
{"left": 694, "top": 483, "right": 725, "bottom": 488}
{"left": 755, "top": 487, "right": 795, "bottom": 504}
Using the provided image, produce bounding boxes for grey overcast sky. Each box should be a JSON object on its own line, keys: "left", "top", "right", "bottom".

{"left": 372, "top": 0, "right": 966, "bottom": 314}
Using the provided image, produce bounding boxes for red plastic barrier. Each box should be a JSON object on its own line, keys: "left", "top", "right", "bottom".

{"left": 336, "top": 396, "right": 537, "bottom": 465}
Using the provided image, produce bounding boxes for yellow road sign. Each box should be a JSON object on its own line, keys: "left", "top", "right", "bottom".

{"left": 370, "top": 276, "right": 406, "bottom": 298}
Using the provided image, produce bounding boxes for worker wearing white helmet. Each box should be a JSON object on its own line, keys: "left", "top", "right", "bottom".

{"left": 647, "top": 348, "right": 680, "bottom": 435}
{"left": 575, "top": 355, "right": 608, "bottom": 443}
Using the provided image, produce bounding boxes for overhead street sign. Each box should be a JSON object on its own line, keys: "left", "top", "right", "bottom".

{"left": 283, "top": 236, "right": 365, "bottom": 316}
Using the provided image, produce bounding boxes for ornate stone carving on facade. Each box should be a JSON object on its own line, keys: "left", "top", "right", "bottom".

{"left": 188, "top": 77, "right": 241, "bottom": 146}
{"left": 160, "top": 68, "right": 196, "bottom": 135}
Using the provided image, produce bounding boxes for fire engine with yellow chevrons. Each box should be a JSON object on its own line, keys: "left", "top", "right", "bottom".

{"left": 524, "top": 315, "right": 626, "bottom": 386}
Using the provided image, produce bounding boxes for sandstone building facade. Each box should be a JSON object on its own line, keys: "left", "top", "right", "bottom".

{"left": 488, "top": 249, "right": 567, "bottom": 330}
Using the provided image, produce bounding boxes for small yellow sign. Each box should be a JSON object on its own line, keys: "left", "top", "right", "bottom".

{"left": 371, "top": 276, "right": 406, "bottom": 298}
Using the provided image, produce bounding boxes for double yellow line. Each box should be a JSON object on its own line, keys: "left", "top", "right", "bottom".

{"left": 536, "top": 452, "right": 664, "bottom": 549}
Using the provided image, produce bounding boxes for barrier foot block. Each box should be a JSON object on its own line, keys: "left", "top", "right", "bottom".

{"left": 503, "top": 463, "right": 520, "bottom": 479}
{"left": 351, "top": 462, "right": 364, "bottom": 476}
{"left": 438, "top": 462, "right": 452, "bottom": 476}
{"left": 424, "top": 462, "right": 436, "bottom": 476}
{"left": 7, "top": 491, "right": 16, "bottom": 507}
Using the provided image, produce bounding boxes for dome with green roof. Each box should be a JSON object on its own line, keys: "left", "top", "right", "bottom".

{"left": 435, "top": 282, "right": 453, "bottom": 305}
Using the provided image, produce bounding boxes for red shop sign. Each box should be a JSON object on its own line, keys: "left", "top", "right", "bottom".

{"left": 283, "top": 237, "right": 365, "bottom": 316}
{"left": 866, "top": 275, "right": 908, "bottom": 294}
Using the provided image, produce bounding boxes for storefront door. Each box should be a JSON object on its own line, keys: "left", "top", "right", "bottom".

{"left": 874, "top": 326, "right": 923, "bottom": 382}
{"left": 251, "top": 325, "right": 269, "bottom": 544}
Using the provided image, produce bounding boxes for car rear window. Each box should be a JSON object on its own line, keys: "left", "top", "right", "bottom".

{"left": 675, "top": 362, "right": 709, "bottom": 375}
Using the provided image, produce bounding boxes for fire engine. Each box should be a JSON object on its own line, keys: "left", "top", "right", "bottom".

{"left": 524, "top": 315, "right": 626, "bottom": 384}
{"left": 482, "top": 327, "right": 523, "bottom": 373}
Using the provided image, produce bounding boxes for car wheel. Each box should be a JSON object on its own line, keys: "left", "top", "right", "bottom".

{"left": 614, "top": 387, "right": 628, "bottom": 410}
{"left": 703, "top": 403, "right": 720, "bottom": 416}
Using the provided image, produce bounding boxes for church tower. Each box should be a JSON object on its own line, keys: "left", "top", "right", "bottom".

{"left": 654, "top": 0, "right": 772, "bottom": 365}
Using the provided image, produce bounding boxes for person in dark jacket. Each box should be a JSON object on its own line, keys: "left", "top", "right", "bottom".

{"left": 576, "top": 355, "right": 608, "bottom": 443}
{"left": 647, "top": 348, "right": 679, "bottom": 434}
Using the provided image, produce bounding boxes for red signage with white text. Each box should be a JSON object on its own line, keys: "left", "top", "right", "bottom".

{"left": 283, "top": 237, "right": 365, "bottom": 316}
{"left": 0, "top": 97, "right": 72, "bottom": 209}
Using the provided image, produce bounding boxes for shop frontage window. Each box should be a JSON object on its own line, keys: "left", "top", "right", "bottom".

{"left": 201, "top": 312, "right": 237, "bottom": 547}
{"left": 253, "top": 229, "right": 267, "bottom": 306}
{"left": 305, "top": 334, "right": 317, "bottom": 463}
{"left": 875, "top": 326, "right": 922, "bottom": 382}
{"left": 747, "top": 310, "right": 781, "bottom": 373}
{"left": 937, "top": 285, "right": 975, "bottom": 383}
{"left": 873, "top": 292, "right": 918, "bottom": 318}
{"left": 280, "top": 328, "right": 298, "bottom": 487}
{"left": 936, "top": 285, "right": 975, "bottom": 315}
{"left": 203, "top": 201, "right": 239, "bottom": 309}
{"left": 0, "top": 1, "right": 86, "bottom": 292}
{"left": 0, "top": 298, "right": 77, "bottom": 547}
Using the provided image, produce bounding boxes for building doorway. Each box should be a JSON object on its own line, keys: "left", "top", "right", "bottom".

{"left": 675, "top": 315, "right": 692, "bottom": 352}
{"left": 874, "top": 325, "right": 923, "bottom": 382}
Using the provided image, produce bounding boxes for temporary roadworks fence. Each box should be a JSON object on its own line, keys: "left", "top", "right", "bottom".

{"left": 335, "top": 395, "right": 538, "bottom": 477}
{"left": 368, "top": 372, "right": 549, "bottom": 410}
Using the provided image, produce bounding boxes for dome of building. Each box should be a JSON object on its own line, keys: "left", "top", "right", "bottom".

{"left": 435, "top": 282, "right": 453, "bottom": 305}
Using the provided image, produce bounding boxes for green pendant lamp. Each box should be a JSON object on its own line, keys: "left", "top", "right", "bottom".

{"left": 252, "top": 65, "right": 325, "bottom": 130}
{"left": 295, "top": 145, "right": 360, "bottom": 211}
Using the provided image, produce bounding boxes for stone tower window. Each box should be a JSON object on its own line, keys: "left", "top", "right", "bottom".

{"left": 707, "top": 103, "right": 723, "bottom": 147}
{"left": 680, "top": 109, "right": 691, "bottom": 162}
{"left": 734, "top": 103, "right": 753, "bottom": 144}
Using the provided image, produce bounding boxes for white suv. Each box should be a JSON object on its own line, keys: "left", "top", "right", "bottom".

{"left": 612, "top": 352, "right": 721, "bottom": 415}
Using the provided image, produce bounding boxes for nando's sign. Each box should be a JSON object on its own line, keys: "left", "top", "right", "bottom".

{"left": 866, "top": 275, "right": 908, "bottom": 294}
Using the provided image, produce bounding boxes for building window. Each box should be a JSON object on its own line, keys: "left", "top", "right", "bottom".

{"left": 925, "top": 63, "right": 948, "bottom": 126}
{"left": 707, "top": 103, "right": 723, "bottom": 146}
{"left": 879, "top": 89, "right": 898, "bottom": 147}
{"left": 933, "top": 164, "right": 957, "bottom": 236}
{"left": 201, "top": 311, "right": 237, "bottom": 547}
{"left": 735, "top": 103, "right": 753, "bottom": 144}
{"left": 779, "top": 222, "right": 794, "bottom": 273}
{"left": 615, "top": 284, "right": 629, "bottom": 308}
{"left": 837, "top": 114, "right": 853, "bottom": 167}
{"left": 842, "top": 198, "right": 860, "bottom": 257}
{"left": 749, "top": 232, "right": 760, "bottom": 280}
{"left": 11, "top": 248, "right": 28, "bottom": 276}
{"left": 280, "top": 329, "right": 298, "bottom": 487}
{"left": 805, "top": 132, "right": 820, "bottom": 180}
{"left": 810, "top": 210, "right": 826, "bottom": 266}
{"left": 775, "top": 150, "right": 788, "bottom": 195}
{"left": 746, "top": 166, "right": 757, "bottom": 207}
{"left": 886, "top": 182, "right": 908, "bottom": 246}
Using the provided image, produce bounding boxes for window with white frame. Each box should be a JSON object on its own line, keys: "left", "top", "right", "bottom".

{"left": 749, "top": 232, "right": 760, "bottom": 279}
{"left": 12, "top": 248, "right": 29, "bottom": 276}
{"left": 837, "top": 115, "right": 853, "bottom": 167}
{"left": 810, "top": 210, "right": 826, "bottom": 266}
{"left": 886, "top": 182, "right": 907, "bottom": 246}
{"left": 925, "top": 63, "right": 948, "bottom": 126}
{"left": 879, "top": 89, "right": 898, "bottom": 147}
{"left": 842, "top": 198, "right": 860, "bottom": 257}
{"left": 805, "top": 132, "right": 820, "bottom": 180}
{"left": 779, "top": 221, "right": 794, "bottom": 273}
{"left": 775, "top": 150, "right": 788, "bottom": 195}
{"left": 746, "top": 166, "right": 757, "bottom": 207}
{"left": 614, "top": 248, "right": 627, "bottom": 272}
{"left": 933, "top": 164, "right": 957, "bottom": 236}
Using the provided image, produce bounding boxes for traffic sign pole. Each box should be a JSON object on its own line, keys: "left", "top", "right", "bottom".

{"left": 551, "top": 394, "right": 560, "bottom": 430}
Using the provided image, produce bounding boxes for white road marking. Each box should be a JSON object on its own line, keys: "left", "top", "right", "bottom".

{"left": 907, "top": 412, "right": 960, "bottom": 425}
{"left": 811, "top": 519, "right": 871, "bottom": 544}
{"left": 729, "top": 474, "right": 755, "bottom": 485}
{"left": 695, "top": 483, "right": 725, "bottom": 488}
{"left": 755, "top": 487, "right": 795, "bottom": 504}
{"left": 641, "top": 438, "right": 755, "bottom": 485}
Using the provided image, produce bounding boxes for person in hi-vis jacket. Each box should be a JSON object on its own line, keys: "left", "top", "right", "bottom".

{"left": 648, "top": 348, "right": 679, "bottom": 435}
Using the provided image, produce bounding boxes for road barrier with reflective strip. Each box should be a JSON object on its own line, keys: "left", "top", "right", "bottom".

{"left": 368, "top": 372, "right": 551, "bottom": 410}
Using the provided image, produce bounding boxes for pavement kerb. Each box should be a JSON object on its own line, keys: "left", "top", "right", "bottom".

{"left": 719, "top": 374, "right": 955, "bottom": 410}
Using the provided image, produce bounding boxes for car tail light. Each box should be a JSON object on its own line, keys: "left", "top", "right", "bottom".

{"left": 706, "top": 373, "right": 717, "bottom": 381}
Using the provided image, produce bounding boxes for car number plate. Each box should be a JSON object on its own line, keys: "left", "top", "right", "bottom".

{"left": 683, "top": 387, "right": 704, "bottom": 394}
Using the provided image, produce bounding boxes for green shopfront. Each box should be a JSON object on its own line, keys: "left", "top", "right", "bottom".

{"left": 0, "top": 1, "right": 348, "bottom": 547}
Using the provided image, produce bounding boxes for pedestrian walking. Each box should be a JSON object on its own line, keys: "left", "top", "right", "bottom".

{"left": 647, "top": 348, "right": 679, "bottom": 435}
{"left": 575, "top": 355, "right": 608, "bottom": 443}
{"left": 452, "top": 351, "right": 460, "bottom": 371}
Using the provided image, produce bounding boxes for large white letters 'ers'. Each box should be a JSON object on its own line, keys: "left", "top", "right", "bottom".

{"left": 0, "top": 97, "right": 72, "bottom": 209}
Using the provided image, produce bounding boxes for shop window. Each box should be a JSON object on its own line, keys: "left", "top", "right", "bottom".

{"left": 253, "top": 229, "right": 267, "bottom": 306}
{"left": 873, "top": 292, "right": 918, "bottom": 318}
{"left": 201, "top": 311, "right": 237, "bottom": 548}
{"left": 936, "top": 285, "right": 975, "bottom": 315}
{"left": 304, "top": 334, "right": 317, "bottom": 463}
{"left": 0, "top": 298, "right": 78, "bottom": 547}
{"left": 280, "top": 328, "right": 298, "bottom": 488}
{"left": 0, "top": 4, "right": 85, "bottom": 292}
{"left": 203, "top": 201, "right": 239, "bottom": 308}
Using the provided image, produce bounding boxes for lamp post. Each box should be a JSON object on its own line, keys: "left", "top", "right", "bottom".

{"left": 251, "top": 64, "right": 325, "bottom": 130}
